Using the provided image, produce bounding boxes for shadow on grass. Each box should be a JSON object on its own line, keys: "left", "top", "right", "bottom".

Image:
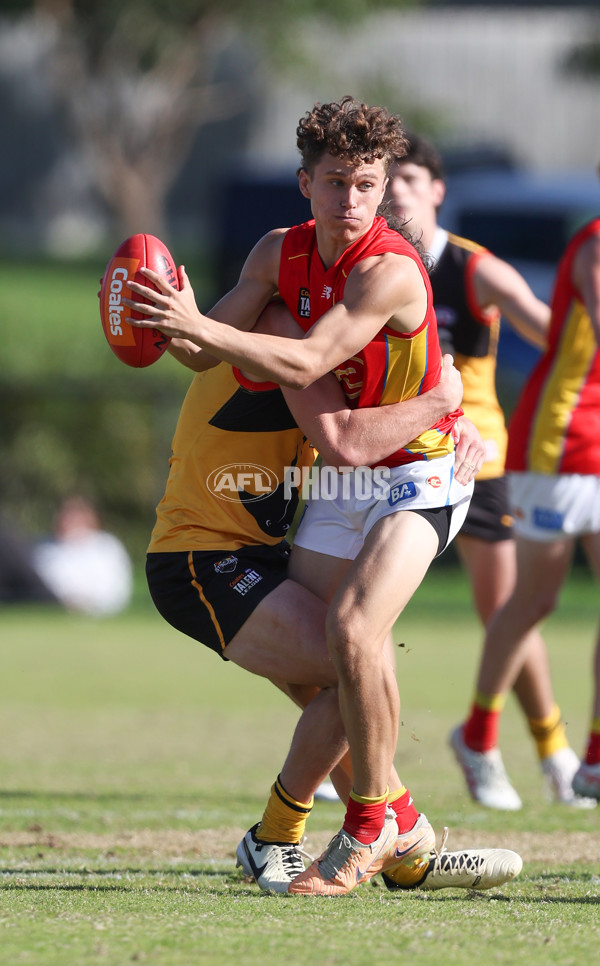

{"left": 1, "top": 869, "right": 599, "bottom": 904}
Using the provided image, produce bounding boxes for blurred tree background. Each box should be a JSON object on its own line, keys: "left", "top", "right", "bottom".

{"left": 0, "top": 0, "right": 415, "bottom": 561}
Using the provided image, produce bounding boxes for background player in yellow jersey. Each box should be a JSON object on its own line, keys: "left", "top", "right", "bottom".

{"left": 385, "top": 134, "right": 594, "bottom": 809}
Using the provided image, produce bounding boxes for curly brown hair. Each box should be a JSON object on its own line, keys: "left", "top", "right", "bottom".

{"left": 297, "top": 96, "right": 408, "bottom": 174}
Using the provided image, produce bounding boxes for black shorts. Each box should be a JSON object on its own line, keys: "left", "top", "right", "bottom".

{"left": 460, "top": 476, "right": 514, "bottom": 543}
{"left": 146, "top": 541, "right": 291, "bottom": 661}
{"left": 411, "top": 505, "right": 452, "bottom": 556}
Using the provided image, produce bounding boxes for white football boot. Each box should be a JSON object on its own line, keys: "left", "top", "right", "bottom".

{"left": 450, "top": 725, "right": 522, "bottom": 811}
{"left": 236, "top": 823, "right": 311, "bottom": 893}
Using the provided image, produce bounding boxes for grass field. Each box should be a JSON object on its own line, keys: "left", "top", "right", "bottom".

{"left": 1, "top": 566, "right": 599, "bottom": 965}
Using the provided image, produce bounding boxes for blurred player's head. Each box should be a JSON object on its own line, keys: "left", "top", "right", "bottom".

{"left": 296, "top": 97, "right": 407, "bottom": 175}
{"left": 399, "top": 133, "right": 446, "bottom": 183}
{"left": 384, "top": 133, "right": 446, "bottom": 242}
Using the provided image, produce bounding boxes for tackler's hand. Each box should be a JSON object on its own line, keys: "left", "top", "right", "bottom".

{"left": 453, "top": 416, "right": 485, "bottom": 485}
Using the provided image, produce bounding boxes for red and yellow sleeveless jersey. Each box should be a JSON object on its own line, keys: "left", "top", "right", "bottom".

{"left": 148, "top": 364, "right": 315, "bottom": 553}
{"left": 278, "top": 216, "right": 459, "bottom": 467}
{"left": 431, "top": 231, "right": 506, "bottom": 480}
{"left": 506, "top": 218, "right": 600, "bottom": 475}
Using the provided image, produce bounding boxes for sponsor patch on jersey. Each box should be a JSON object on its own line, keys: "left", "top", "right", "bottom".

{"left": 334, "top": 357, "right": 364, "bottom": 400}
{"left": 387, "top": 481, "right": 417, "bottom": 506}
{"left": 230, "top": 568, "right": 263, "bottom": 596}
{"left": 297, "top": 287, "right": 311, "bottom": 318}
{"left": 533, "top": 507, "right": 565, "bottom": 531}
{"left": 427, "top": 476, "right": 442, "bottom": 488}
{"left": 214, "top": 555, "right": 238, "bottom": 574}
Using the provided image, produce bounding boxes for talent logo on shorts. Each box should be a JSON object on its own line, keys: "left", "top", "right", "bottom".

{"left": 297, "top": 287, "right": 311, "bottom": 318}
{"left": 230, "top": 568, "right": 263, "bottom": 596}
{"left": 387, "top": 481, "right": 417, "bottom": 506}
{"left": 533, "top": 507, "right": 564, "bottom": 530}
{"left": 214, "top": 555, "right": 238, "bottom": 574}
{"left": 206, "top": 464, "right": 279, "bottom": 502}
{"left": 427, "top": 476, "right": 442, "bottom": 488}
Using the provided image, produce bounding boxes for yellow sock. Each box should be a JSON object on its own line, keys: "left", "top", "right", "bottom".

{"left": 257, "top": 775, "right": 313, "bottom": 844}
{"left": 528, "top": 704, "right": 569, "bottom": 760}
{"left": 349, "top": 786, "right": 389, "bottom": 805}
{"left": 474, "top": 689, "right": 507, "bottom": 712}
{"left": 387, "top": 786, "right": 407, "bottom": 806}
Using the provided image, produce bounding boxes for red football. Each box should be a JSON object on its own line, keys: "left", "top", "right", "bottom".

{"left": 99, "top": 233, "right": 178, "bottom": 368}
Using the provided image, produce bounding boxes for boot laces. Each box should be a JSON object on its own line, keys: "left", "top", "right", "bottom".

{"left": 428, "top": 827, "right": 483, "bottom": 877}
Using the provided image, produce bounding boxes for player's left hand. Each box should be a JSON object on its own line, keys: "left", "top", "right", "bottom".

{"left": 453, "top": 416, "right": 485, "bottom": 485}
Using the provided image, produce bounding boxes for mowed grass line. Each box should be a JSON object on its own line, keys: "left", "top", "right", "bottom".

{"left": 1, "top": 566, "right": 599, "bottom": 965}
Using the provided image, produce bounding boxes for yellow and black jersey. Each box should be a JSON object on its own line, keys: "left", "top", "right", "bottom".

{"left": 430, "top": 230, "right": 507, "bottom": 480}
{"left": 148, "top": 364, "right": 315, "bottom": 553}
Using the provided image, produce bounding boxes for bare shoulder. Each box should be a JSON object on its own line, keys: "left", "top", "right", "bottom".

{"left": 346, "top": 250, "right": 426, "bottom": 300}
{"left": 241, "top": 228, "right": 288, "bottom": 283}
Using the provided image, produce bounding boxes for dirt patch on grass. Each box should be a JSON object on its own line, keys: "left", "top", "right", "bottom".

{"left": 2, "top": 827, "right": 599, "bottom": 866}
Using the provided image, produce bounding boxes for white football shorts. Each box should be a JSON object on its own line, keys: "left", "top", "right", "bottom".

{"left": 508, "top": 471, "right": 600, "bottom": 541}
{"left": 293, "top": 453, "right": 473, "bottom": 560}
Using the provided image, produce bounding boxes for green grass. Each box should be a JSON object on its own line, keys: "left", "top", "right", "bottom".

{"left": 1, "top": 566, "right": 599, "bottom": 965}
{"left": 0, "top": 258, "right": 210, "bottom": 384}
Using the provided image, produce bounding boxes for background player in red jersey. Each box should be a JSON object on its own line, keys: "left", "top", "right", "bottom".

{"left": 123, "top": 98, "right": 500, "bottom": 895}
{"left": 385, "top": 135, "right": 594, "bottom": 809}
{"left": 449, "top": 199, "right": 600, "bottom": 806}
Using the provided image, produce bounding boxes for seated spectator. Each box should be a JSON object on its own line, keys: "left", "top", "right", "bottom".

{"left": 33, "top": 496, "right": 133, "bottom": 616}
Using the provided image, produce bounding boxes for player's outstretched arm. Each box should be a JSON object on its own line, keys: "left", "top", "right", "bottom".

{"left": 474, "top": 254, "right": 550, "bottom": 348}
{"left": 123, "top": 249, "right": 422, "bottom": 390}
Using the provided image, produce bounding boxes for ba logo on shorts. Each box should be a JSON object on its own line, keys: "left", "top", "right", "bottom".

{"left": 533, "top": 507, "right": 564, "bottom": 530}
{"left": 214, "top": 555, "right": 238, "bottom": 574}
{"left": 297, "top": 287, "right": 311, "bottom": 318}
{"left": 387, "top": 481, "right": 417, "bottom": 506}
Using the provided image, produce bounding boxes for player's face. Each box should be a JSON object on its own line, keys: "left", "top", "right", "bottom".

{"left": 385, "top": 162, "right": 445, "bottom": 234}
{"left": 298, "top": 154, "right": 388, "bottom": 246}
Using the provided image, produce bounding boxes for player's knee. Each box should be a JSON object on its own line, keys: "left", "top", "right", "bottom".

{"left": 325, "top": 608, "right": 370, "bottom": 675}
{"left": 510, "top": 587, "right": 558, "bottom": 627}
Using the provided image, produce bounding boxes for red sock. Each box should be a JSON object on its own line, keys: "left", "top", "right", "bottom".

{"left": 388, "top": 788, "right": 419, "bottom": 835}
{"left": 463, "top": 702, "right": 501, "bottom": 752}
{"left": 585, "top": 732, "right": 600, "bottom": 765}
{"left": 343, "top": 793, "right": 387, "bottom": 844}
